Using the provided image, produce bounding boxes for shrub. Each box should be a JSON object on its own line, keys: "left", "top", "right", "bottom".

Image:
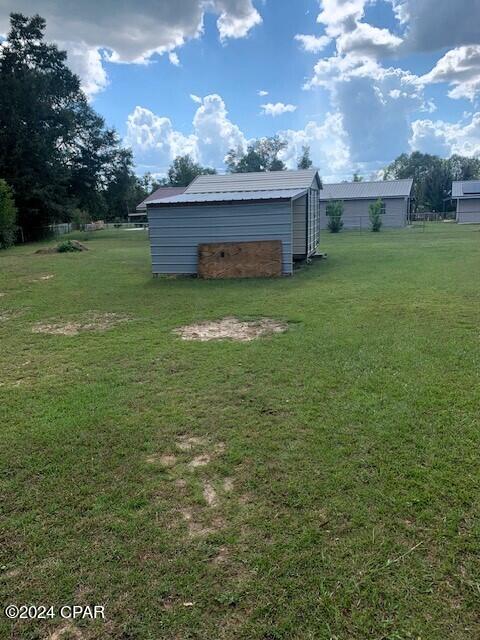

{"left": 326, "top": 200, "right": 344, "bottom": 233}
{"left": 0, "top": 179, "right": 17, "bottom": 249}
{"left": 71, "top": 208, "right": 91, "bottom": 230}
{"left": 369, "top": 198, "right": 383, "bottom": 232}
{"left": 57, "top": 240, "right": 82, "bottom": 253}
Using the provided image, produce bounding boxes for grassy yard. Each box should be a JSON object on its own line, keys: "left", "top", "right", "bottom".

{"left": 1, "top": 224, "right": 479, "bottom": 640}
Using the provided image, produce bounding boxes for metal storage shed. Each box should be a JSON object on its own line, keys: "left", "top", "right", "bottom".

{"left": 320, "top": 179, "right": 413, "bottom": 229}
{"left": 452, "top": 180, "right": 480, "bottom": 223}
{"left": 146, "top": 169, "right": 322, "bottom": 276}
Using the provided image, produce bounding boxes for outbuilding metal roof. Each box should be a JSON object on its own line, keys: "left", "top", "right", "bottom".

{"left": 136, "top": 186, "right": 186, "bottom": 211}
{"left": 147, "top": 188, "right": 307, "bottom": 206}
{"left": 185, "top": 169, "right": 320, "bottom": 194}
{"left": 452, "top": 180, "right": 480, "bottom": 198}
{"left": 320, "top": 179, "right": 413, "bottom": 200}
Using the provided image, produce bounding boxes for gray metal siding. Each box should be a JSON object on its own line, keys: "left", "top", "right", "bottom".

{"left": 186, "top": 169, "right": 319, "bottom": 193}
{"left": 320, "top": 197, "right": 407, "bottom": 229}
{"left": 148, "top": 202, "right": 293, "bottom": 275}
{"left": 457, "top": 198, "right": 480, "bottom": 223}
{"left": 292, "top": 195, "right": 306, "bottom": 255}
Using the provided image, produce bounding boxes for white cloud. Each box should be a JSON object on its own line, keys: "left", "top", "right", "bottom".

{"left": 192, "top": 94, "right": 247, "bottom": 166}
{"left": 278, "top": 112, "right": 352, "bottom": 180}
{"left": 316, "top": 0, "right": 401, "bottom": 58}
{"left": 391, "top": 0, "right": 480, "bottom": 53}
{"left": 336, "top": 22, "right": 402, "bottom": 57}
{"left": 126, "top": 94, "right": 246, "bottom": 172}
{"left": 261, "top": 102, "right": 297, "bottom": 117}
{"left": 421, "top": 46, "right": 480, "bottom": 101}
{"left": 57, "top": 41, "right": 108, "bottom": 99}
{"left": 294, "top": 34, "right": 331, "bottom": 53}
{"left": 215, "top": 0, "right": 262, "bottom": 41}
{"left": 258, "top": 90, "right": 269, "bottom": 96}
{"left": 168, "top": 52, "right": 180, "bottom": 66}
{"left": 410, "top": 112, "right": 480, "bottom": 157}
{"left": 0, "top": 0, "right": 262, "bottom": 96}
{"left": 190, "top": 94, "right": 203, "bottom": 103}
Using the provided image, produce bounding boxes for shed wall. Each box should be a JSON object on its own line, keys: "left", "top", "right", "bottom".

{"left": 457, "top": 198, "right": 480, "bottom": 223}
{"left": 292, "top": 195, "right": 306, "bottom": 255}
{"left": 320, "top": 197, "right": 407, "bottom": 229}
{"left": 147, "top": 201, "right": 293, "bottom": 275}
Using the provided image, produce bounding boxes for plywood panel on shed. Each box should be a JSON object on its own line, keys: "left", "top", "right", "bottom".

{"left": 198, "top": 240, "right": 282, "bottom": 278}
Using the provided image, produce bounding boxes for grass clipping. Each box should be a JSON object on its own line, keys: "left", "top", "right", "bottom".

{"left": 174, "top": 316, "right": 288, "bottom": 342}
{"left": 32, "top": 312, "right": 130, "bottom": 336}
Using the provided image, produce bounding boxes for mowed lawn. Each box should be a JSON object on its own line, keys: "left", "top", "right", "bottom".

{"left": 1, "top": 224, "right": 480, "bottom": 640}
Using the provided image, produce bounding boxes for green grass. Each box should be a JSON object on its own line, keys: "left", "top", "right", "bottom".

{"left": 1, "top": 224, "right": 479, "bottom": 639}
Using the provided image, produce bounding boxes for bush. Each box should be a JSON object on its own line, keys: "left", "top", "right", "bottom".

{"left": 57, "top": 240, "right": 82, "bottom": 253}
{"left": 369, "top": 198, "right": 383, "bottom": 232}
{"left": 0, "top": 179, "right": 17, "bottom": 249}
{"left": 71, "top": 208, "right": 91, "bottom": 230}
{"left": 326, "top": 200, "right": 344, "bottom": 233}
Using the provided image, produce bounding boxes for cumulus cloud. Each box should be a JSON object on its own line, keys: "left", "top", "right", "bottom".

{"left": 0, "top": 0, "right": 262, "bottom": 96}
{"left": 190, "top": 94, "right": 203, "bottom": 104}
{"left": 316, "top": 0, "right": 402, "bottom": 58}
{"left": 278, "top": 112, "right": 351, "bottom": 180}
{"left": 168, "top": 52, "right": 180, "bottom": 66}
{"left": 261, "top": 102, "right": 297, "bottom": 117}
{"left": 126, "top": 94, "right": 246, "bottom": 173}
{"left": 257, "top": 90, "right": 269, "bottom": 96}
{"left": 336, "top": 22, "right": 402, "bottom": 57}
{"left": 391, "top": 0, "right": 480, "bottom": 53}
{"left": 58, "top": 42, "right": 108, "bottom": 99}
{"left": 410, "top": 112, "right": 480, "bottom": 157}
{"left": 421, "top": 46, "right": 480, "bottom": 101}
{"left": 294, "top": 34, "right": 331, "bottom": 53}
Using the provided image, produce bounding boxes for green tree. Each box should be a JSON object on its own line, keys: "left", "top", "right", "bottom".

{"left": 0, "top": 13, "right": 136, "bottom": 238}
{"left": 326, "top": 200, "right": 344, "bottom": 233}
{"left": 297, "top": 145, "right": 313, "bottom": 169}
{"left": 226, "top": 136, "right": 287, "bottom": 173}
{"left": 383, "top": 152, "right": 480, "bottom": 213}
{"left": 369, "top": 198, "right": 383, "bottom": 232}
{"left": 167, "top": 155, "right": 216, "bottom": 187}
{"left": 352, "top": 172, "right": 364, "bottom": 182}
{"left": 0, "top": 179, "right": 17, "bottom": 249}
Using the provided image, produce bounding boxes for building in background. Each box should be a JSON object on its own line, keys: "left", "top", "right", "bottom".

{"left": 452, "top": 181, "right": 480, "bottom": 224}
{"left": 320, "top": 179, "right": 413, "bottom": 229}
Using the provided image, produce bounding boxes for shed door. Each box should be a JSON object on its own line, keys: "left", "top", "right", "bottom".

{"left": 307, "top": 188, "right": 320, "bottom": 256}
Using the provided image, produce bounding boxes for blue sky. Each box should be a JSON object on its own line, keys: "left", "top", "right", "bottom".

{"left": 1, "top": 0, "right": 480, "bottom": 181}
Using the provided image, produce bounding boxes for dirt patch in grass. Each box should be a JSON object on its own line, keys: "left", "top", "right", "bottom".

{"left": 32, "top": 312, "right": 130, "bottom": 336}
{"left": 202, "top": 481, "right": 218, "bottom": 507}
{"left": 181, "top": 508, "right": 223, "bottom": 537}
{"left": 188, "top": 454, "right": 211, "bottom": 469}
{"left": 174, "top": 316, "right": 288, "bottom": 342}
{"left": 223, "top": 478, "right": 234, "bottom": 493}
{"left": 48, "top": 623, "right": 83, "bottom": 639}
{"left": 176, "top": 436, "right": 207, "bottom": 451}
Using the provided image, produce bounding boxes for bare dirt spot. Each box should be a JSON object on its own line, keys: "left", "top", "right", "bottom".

{"left": 147, "top": 454, "right": 176, "bottom": 467}
{"left": 32, "top": 274, "right": 55, "bottom": 282}
{"left": 0, "top": 292, "right": 5, "bottom": 297}
{"left": 188, "top": 454, "right": 211, "bottom": 469}
{"left": 36, "top": 240, "right": 88, "bottom": 255}
{"left": 202, "top": 481, "right": 218, "bottom": 507}
{"left": 176, "top": 436, "right": 207, "bottom": 451}
{"left": 32, "top": 312, "right": 130, "bottom": 336}
{"left": 0, "top": 310, "right": 20, "bottom": 322}
{"left": 175, "top": 478, "right": 187, "bottom": 489}
{"left": 212, "top": 546, "right": 230, "bottom": 565}
{"left": 181, "top": 509, "right": 214, "bottom": 537}
{"left": 48, "top": 623, "right": 83, "bottom": 639}
{"left": 223, "top": 477, "right": 234, "bottom": 493}
{"left": 174, "top": 316, "right": 288, "bottom": 342}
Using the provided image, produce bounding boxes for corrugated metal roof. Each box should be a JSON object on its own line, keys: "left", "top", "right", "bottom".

{"left": 136, "top": 186, "right": 186, "bottom": 211}
{"left": 452, "top": 180, "right": 480, "bottom": 197}
{"left": 147, "top": 188, "right": 307, "bottom": 206}
{"left": 320, "top": 179, "right": 413, "bottom": 200}
{"left": 185, "top": 169, "right": 319, "bottom": 193}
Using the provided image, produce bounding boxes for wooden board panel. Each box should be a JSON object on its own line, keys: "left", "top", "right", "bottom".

{"left": 198, "top": 240, "right": 282, "bottom": 278}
